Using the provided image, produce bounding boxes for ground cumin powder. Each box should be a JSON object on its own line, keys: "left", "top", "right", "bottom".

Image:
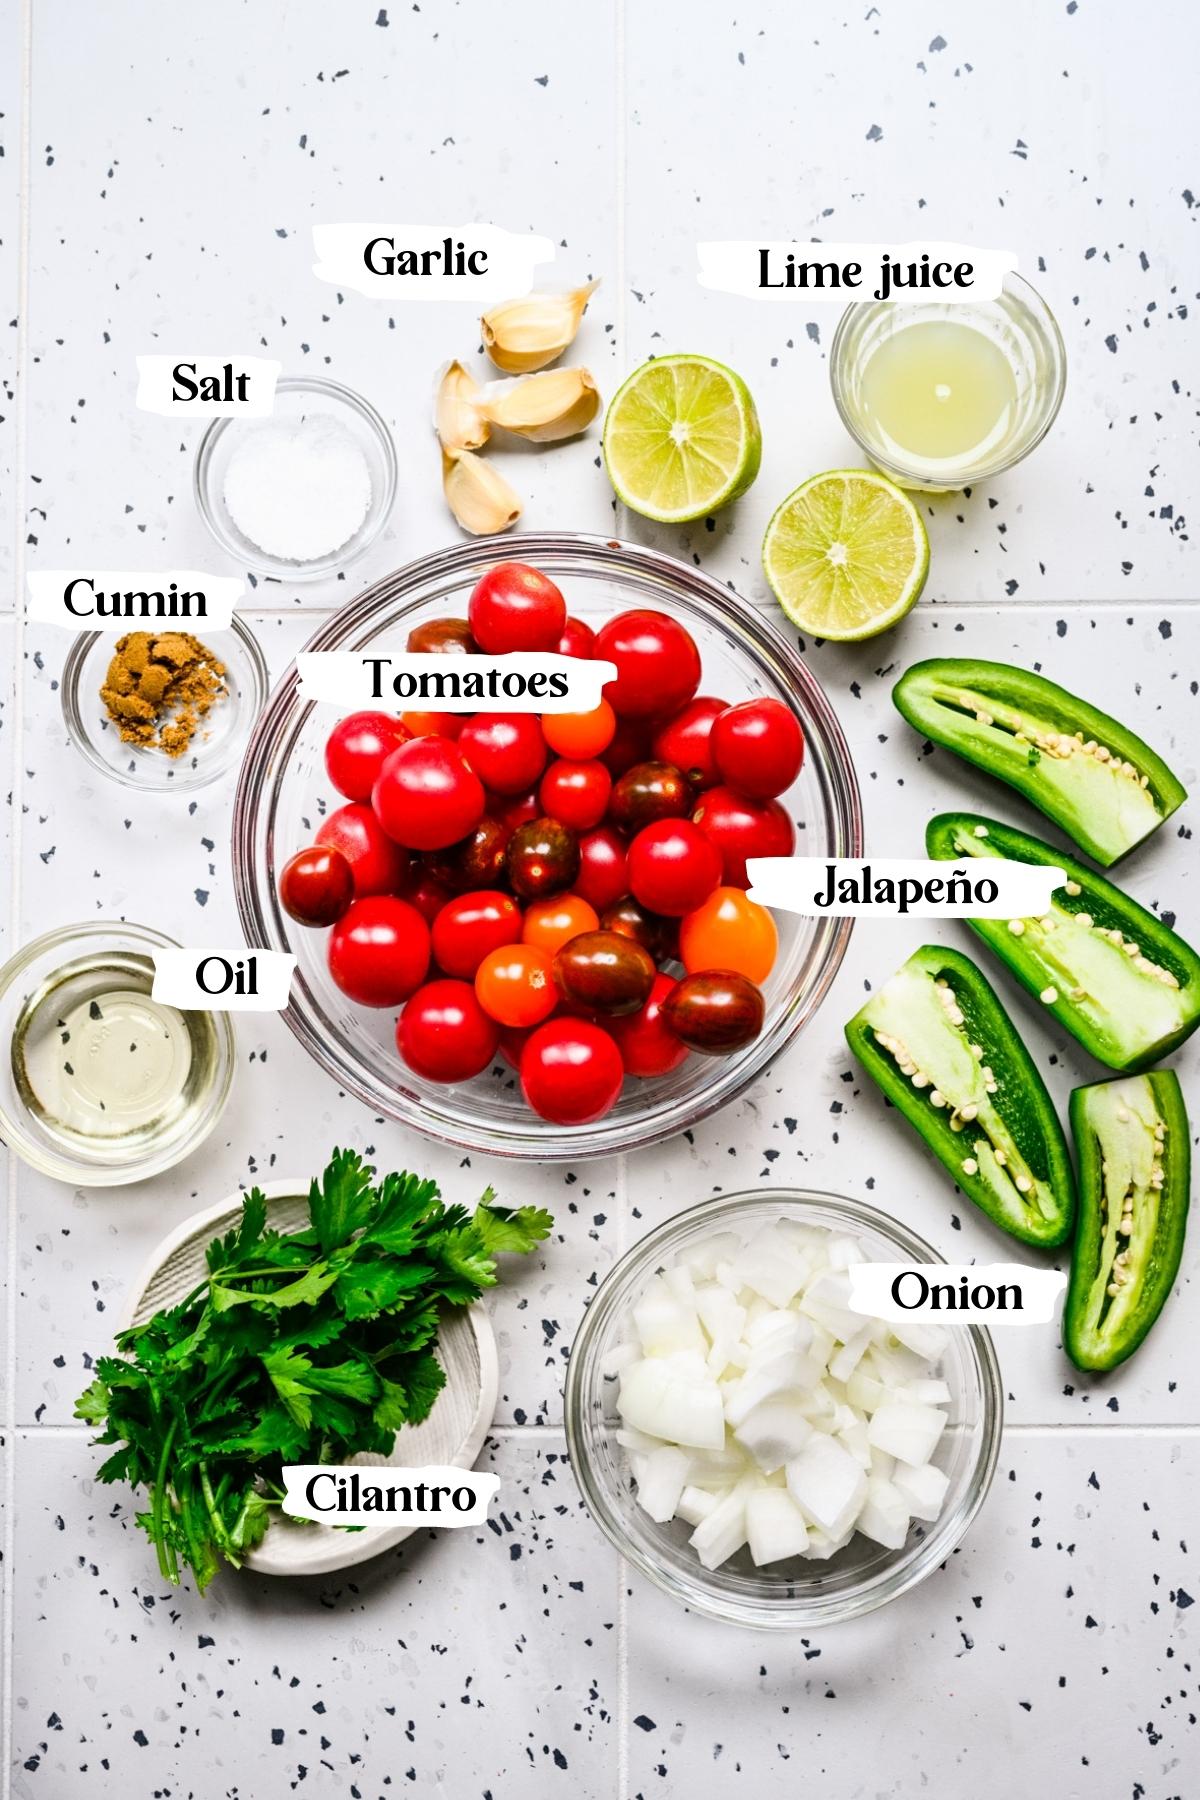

{"left": 100, "top": 631, "right": 229, "bottom": 757}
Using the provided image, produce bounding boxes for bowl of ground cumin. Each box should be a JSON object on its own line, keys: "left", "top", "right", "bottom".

{"left": 61, "top": 616, "right": 269, "bottom": 791}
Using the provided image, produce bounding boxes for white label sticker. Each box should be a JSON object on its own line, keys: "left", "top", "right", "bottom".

{"left": 745, "top": 856, "right": 1065, "bottom": 919}
{"left": 26, "top": 570, "right": 245, "bottom": 632}
{"left": 848, "top": 1262, "right": 1066, "bottom": 1326}
{"left": 282, "top": 1465, "right": 500, "bottom": 1528}
{"left": 311, "top": 221, "right": 555, "bottom": 303}
{"left": 296, "top": 651, "right": 618, "bottom": 714}
{"left": 151, "top": 949, "right": 296, "bottom": 1012}
{"left": 697, "top": 240, "right": 1018, "bottom": 303}
{"left": 135, "top": 355, "right": 282, "bottom": 417}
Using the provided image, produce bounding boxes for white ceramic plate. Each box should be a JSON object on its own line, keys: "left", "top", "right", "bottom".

{"left": 117, "top": 1179, "right": 499, "bottom": 1577}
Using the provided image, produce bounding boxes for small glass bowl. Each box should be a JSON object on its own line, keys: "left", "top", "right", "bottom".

{"left": 232, "top": 533, "right": 863, "bottom": 1162}
{"left": 830, "top": 273, "right": 1067, "bottom": 492}
{"left": 0, "top": 921, "right": 237, "bottom": 1186}
{"left": 194, "top": 375, "right": 398, "bottom": 580}
{"left": 60, "top": 614, "right": 269, "bottom": 793}
{"left": 565, "top": 1189, "right": 1003, "bottom": 1629}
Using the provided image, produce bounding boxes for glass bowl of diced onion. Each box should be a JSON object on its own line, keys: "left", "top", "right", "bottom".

{"left": 564, "top": 1189, "right": 1002, "bottom": 1629}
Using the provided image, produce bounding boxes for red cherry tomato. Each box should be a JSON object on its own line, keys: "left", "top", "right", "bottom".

{"left": 543, "top": 699, "right": 617, "bottom": 761}
{"left": 401, "top": 710, "right": 463, "bottom": 739}
{"left": 431, "top": 890, "right": 522, "bottom": 979}
{"left": 557, "top": 615, "right": 597, "bottom": 659}
{"left": 372, "top": 738, "right": 486, "bottom": 852}
{"left": 327, "top": 896, "right": 430, "bottom": 1007}
{"left": 316, "top": 802, "right": 409, "bottom": 897}
{"left": 404, "top": 867, "right": 453, "bottom": 923}
{"left": 494, "top": 787, "right": 542, "bottom": 832}
{"left": 627, "top": 819, "right": 722, "bottom": 917}
{"left": 324, "top": 711, "right": 410, "bottom": 803}
{"left": 679, "top": 885, "right": 778, "bottom": 983}
{"left": 397, "top": 979, "right": 499, "bottom": 1083}
{"left": 497, "top": 1024, "right": 532, "bottom": 1070}
{"left": 519, "top": 1019, "right": 624, "bottom": 1125}
{"left": 610, "top": 972, "right": 690, "bottom": 1077}
{"left": 539, "top": 758, "right": 612, "bottom": 831}
{"left": 457, "top": 712, "right": 548, "bottom": 796}
{"left": 652, "top": 696, "right": 729, "bottom": 791}
{"left": 691, "top": 786, "right": 795, "bottom": 888}
{"left": 278, "top": 844, "right": 354, "bottom": 928}
{"left": 711, "top": 697, "right": 804, "bottom": 799}
{"left": 475, "top": 943, "right": 558, "bottom": 1028}
{"left": 468, "top": 561, "right": 567, "bottom": 653}
{"left": 574, "top": 825, "right": 630, "bottom": 913}
{"left": 594, "top": 609, "right": 702, "bottom": 719}
{"left": 600, "top": 714, "right": 656, "bottom": 778}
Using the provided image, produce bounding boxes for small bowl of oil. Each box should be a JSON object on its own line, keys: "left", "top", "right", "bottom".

{"left": 0, "top": 921, "right": 236, "bottom": 1185}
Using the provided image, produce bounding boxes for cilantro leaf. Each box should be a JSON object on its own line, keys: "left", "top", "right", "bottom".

{"left": 333, "top": 1259, "right": 434, "bottom": 1321}
{"left": 307, "top": 1149, "right": 376, "bottom": 1253}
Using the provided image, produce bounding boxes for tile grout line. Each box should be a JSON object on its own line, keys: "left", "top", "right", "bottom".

{"left": 3, "top": 4, "right": 33, "bottom": 1794}
{"left": 16, "top": 1419, "right": 1200, "bottom": 1438}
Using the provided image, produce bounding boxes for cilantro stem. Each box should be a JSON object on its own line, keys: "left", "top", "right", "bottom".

{"left": 150, "top": 1414, "right": 179, "bottom": 1584}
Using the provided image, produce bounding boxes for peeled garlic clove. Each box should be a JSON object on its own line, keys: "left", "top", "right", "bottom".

{"left": 481, "top": 280, "right": 600, "bottom": 374}
{"left": 434, "top": 359, "right": 490, "bottom": 452}
{"left": 481, "top": 368, "right": 601, "bottom": 443}
{"left": 442, "top": 448, "right": 522, "bottom": 536}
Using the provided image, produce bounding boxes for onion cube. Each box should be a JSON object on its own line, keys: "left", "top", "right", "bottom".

{"left": 689, "top": 1483, "right": 751, "bottom": 1570}
{"left": 635, "top": 1445, "right": 692, "bottom": 1523}
{"left": 731, "top": 1224, "right": 809, "bottom": 1308}
{"left": 786, "top": 1433, "right": 868, "bottom": 1536}
{"left": 866, "top": 1400, "right": 947, "bottom": 1468}
{"left": 723, "top": 1351, "right": 819, "bottom": 1428}
{"left": 892, "top": 1459, "right": 950, "bottom": 1522}
{"left": 746, "top": 1488, "right": 810, "bottom": 1566}
{"left": 856, "top": 1476, "right": 911, "bottom": 1550}
{"left": 733, "top": 1398, "right": 814, "bottom": 1474}
{"left": 618, "top": 1359, "right": 725, "bottom": 1450}
{"left": 632, "top": 1274, "right": 704, "bottom": 1356}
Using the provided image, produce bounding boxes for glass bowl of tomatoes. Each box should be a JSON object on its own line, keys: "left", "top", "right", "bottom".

{"left": 232, "top": 534, "right": 862, "bottom": 1160}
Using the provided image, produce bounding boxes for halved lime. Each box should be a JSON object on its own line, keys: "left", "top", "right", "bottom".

{"left": 762, "top": 469, "right": 929, "bottom": 641}
{"left": 603, "top": 354, "right": 762, "bottom": 523}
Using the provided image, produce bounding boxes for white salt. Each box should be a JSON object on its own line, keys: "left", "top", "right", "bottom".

{"left": 223, "top": 413, "right": 372, "bottom": 562}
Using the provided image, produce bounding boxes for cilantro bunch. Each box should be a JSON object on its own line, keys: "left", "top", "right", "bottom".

{"left": 75, "top": 1151, "right": 551, "bottom": 1591}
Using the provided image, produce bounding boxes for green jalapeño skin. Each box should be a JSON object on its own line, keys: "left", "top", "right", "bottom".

{"left": 893, "top": 658, "right": 1187, "bottom": 866}
{"left": 845, "top": 944, "right": 1075, "bottom": 1248}
{"left": 1063, "top": 1072, "right": 1190, "bottom": 1372}
{"left": 926, "top": 813, "right": 1200, "bottom": 1072}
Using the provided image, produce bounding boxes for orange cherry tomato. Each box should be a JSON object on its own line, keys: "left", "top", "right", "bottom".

{"left": 543, "top": 699, "right": 617, "bottom": 760}
{"left": 522, "top": 893, "right": 600, "bottom": 956}
{"left": 678, "top": 885, "right": 778, "bottom": 984}
{"left": 402, "top": 709, "right": 463, "bottom": 739}
{"left": 474, "top": 943, "right": 558, "bottom": 1028}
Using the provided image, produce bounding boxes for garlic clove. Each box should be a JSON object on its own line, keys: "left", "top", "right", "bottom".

{"left": 480, "top": 368, "right": 601, "bottom": 443}
{"left": 481, "top": 280, "right": 600, "bottom": 374}
{"left": 434, "top": 359, "right": 490, "bottom": 452}
{"left": 442, "top": 448, "right": 522, "bottom": 536}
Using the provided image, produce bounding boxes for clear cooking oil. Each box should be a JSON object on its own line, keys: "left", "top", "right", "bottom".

{"left": 11, "top": 950, "right": 222, "bottom": 1159}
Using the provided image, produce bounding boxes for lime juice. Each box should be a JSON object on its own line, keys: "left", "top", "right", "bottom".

{"left": 858, "top": 320, "right": 1018, "bottom": 465}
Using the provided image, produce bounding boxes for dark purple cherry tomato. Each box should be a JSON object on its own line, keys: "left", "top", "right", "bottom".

{"left": 600, "top": 896, "right": 671, "bottom": 958}
{"left": 406, "top": 617, "right": 479, "bottom": 655}
{"left": 397, "top": 978, "right": 499, "bottom": 1082}
{"left": 448, "top": 816, "right": 513, "bottom": 890}
{"left": 552, "top": 929, "right": 656, "bottom": 1017}
{"left": 652, "top": 696, "right": 729, "bottom": 791}
{"left": 611, "top": 972, "right": 690, "bottom": 1076}
{"left": 610, "top": 760, "right": 691, "bottom": 831}
{"left": 324, "top": 711, "right": 411, "bottom": 803}
{"left": 506, "top": 816, "right": 581, "bottom": 900}
{"left": 661, "top": 969, "right": 765, "bottom": 1054}
{"left": 279, "top": 844, "right": 354, "bottom": 927}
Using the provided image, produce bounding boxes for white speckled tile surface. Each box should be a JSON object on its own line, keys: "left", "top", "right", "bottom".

{"left": 3, "top": 2, "right": 1198, "bottom": 1797}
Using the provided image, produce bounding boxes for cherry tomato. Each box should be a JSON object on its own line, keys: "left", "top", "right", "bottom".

{"left": 497, "top": 1024, "right": 532, "bottom": 1070}
{"left": 574, "top": 826, "right": 630, "bottom": 913}
{"left": 441, "top": 816, "right": 512, "bottom": 890}
{"left": 558, "top": 616, "right": 596, "bottom": 658}
{"left": 610, "top": 972, "right": 690, "bottom": 1077}
{"left": 553, "top": 930, "right": 656, "bottom": 1017}
{"left": 372, "top": 738, "right": 485, "bottom": 852}
{"left": 397, "top": 979, "right": 499, "bottom": 1082}
{"left": 468, "top": 561, "right": 567, "bottom": 653}
{"left": 539, "top": 758, "right": 612, "bottom": 831}
{"left": 324, "top": 711, "right": 411, "bottom": 803}
{"left": 652, "top": 695, "right": 728, "bottom": 791}
{"left": 316, "top": 802, "right": 410, "bottom": 897}
{"left": 543, "top": 699, "right": 616, "bottom": 760}
{"left": 679, "top": 886, "right": 778, "bottom": 984}
{"left": 662, "top": 970, "right": 764, "bottom": 1054}
{"left": 328, "top": 896, "right": 430, "bottom": 1007}
{"left": 690, "top": 786, "right": 795, "bottom": 888}
{"left": 506, "top": 817, "right": 581, "bottom": 900}
{"left": 627, "top": 819, "right": 722, "bottom": 917}
{"left": 458, "top": 712, "right": 547, "bottom": 796}
{"left": 594, "top": 609, "right": 701, "bottom": 718}
{"left": 600, "top": 897, "right": 672, "bottom": 959}
{"left": 600, "top": 715, "right": 656, "bottom": 778}
{"left": 519, "top": 1019, "right": 624, "bottom": 1125}
{"left": 278, "top": 844, "right": 353, "bottom": 928}
{"left": 494, "top": 787, "right": 542, "bottom": 832}
{"left": 610, "top": 760, "right": 690, "bottom": 831}
{"left": 475, "top": 943, "right": 558, "bottom": 1028}
{"left": 401, "top": 709, "right": 463, "bottom": 740}
{"left": 431, "top": 890, "right": 522, "bottom": 978}
{"left": 404, "top": 867, "right": 453, "bottom": 924}
{"left": 522, "top": 893, "right": 600, "bottom": 955}
{"left": 711, "top": 697, "right": 804, "bottom": 799}
{"left": 407, "top": 617, "right": 478, "bottom": 654}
